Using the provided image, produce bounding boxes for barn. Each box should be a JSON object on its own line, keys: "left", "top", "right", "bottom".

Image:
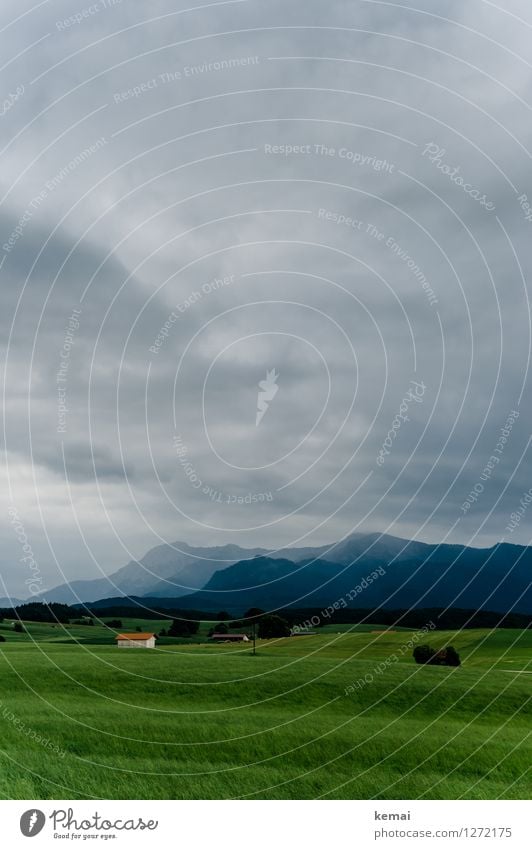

{"left": 115, "top": 632, "right": 156, "bottom": 649}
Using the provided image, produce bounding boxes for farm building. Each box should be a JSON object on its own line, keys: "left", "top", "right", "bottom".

{"left": 115, "top": 632, "right": 156, "bottom": 649}
{"left": 211, "top": 633, "right": 249, "bottom": 642}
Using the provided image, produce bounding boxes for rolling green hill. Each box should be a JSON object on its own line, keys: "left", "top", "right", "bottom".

{"left": 0, "top": 626, "right": 529, "bottom": 799}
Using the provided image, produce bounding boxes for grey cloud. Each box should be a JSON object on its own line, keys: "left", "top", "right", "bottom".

{"left": 1, "top": 0, "right": 532, "bottom": 595}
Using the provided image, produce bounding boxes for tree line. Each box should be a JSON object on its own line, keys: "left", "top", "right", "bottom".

{"left": 1, "top": 602, "right": 529, "bottom": 632}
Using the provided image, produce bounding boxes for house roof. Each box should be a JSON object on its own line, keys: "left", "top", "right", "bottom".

{"left": 115, "top": 633, "right": 156, "bottom": 640}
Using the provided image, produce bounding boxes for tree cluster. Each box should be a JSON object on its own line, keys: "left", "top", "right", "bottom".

{"left": 167, "top": 618, "right": 199, "bottom": 637}
{"left": 0, "top": 602, "right": 72, "bottom": 624}
{"left": 413, "top": 645, "right": 461, "bottom": 666}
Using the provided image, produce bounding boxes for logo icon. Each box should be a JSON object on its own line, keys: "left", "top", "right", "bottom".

{"left": 256, "top": 369, "right": 279, "bottom": 426}
{"left": 20, "top": 809, "right": 46, "bottom": 837}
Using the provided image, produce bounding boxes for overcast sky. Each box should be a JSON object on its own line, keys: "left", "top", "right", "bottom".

{"left": 2, "top": 0, "right": 532, "bottom": 597}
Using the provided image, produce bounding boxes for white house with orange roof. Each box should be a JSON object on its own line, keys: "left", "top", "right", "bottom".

{"left": 115, "top": 632, "right": 156, "bottom": 649}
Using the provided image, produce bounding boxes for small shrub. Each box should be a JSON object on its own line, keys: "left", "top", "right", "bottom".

{"left": 413, "top": 644, "right": 461, "bottom": 667}
{"left": 413, "top": 644, "right": 435, "bottom": 664}
{"left": 442, "top": 646, "right": 461, "bottom": 666}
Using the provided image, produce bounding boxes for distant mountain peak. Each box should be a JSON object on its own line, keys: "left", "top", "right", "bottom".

{"left": 27, "top": 532, "right": 531, "bottom": 615}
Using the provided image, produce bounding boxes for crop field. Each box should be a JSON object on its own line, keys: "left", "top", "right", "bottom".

{"left": 0, "top": 621, "right": 530, "bottom": 800}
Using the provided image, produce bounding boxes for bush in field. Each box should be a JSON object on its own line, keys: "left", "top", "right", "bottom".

{"left": 105, "top": 619, "right": 123, "bottom": 629}
{"left": 214, "top": 622, "right": 228, "bottom": 634}
{"left": 435, "top": 646, "right": 461, "bottom": 666}
{"left": 0, "top": 634, "right": 5, "bottom": 642}
{"left": 445, "top": 646, "right": 461, "bottom": 666}
{"left": 413, "top": 644, "right": 461, "bottom": 667}
{"left": 13, "top": 622, "right": 24, "bottom": 633}
{"left": 413, "top": 645, "right": 435, "bottom": 664}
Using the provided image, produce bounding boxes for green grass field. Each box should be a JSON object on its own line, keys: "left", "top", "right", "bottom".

{"left": 0, "top": 620, "right": 530, "bottom": 800}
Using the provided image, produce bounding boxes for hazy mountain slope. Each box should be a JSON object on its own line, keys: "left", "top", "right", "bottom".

{"left": 173, "top": 539, "right": 532, "bottom": 614}
{"left": 37, "top": 542, "right": 264, "bottom": 604}
{"left": 37, "top": 540, "right": 331, "bottom": 604}
{"left": 34, "top": 532, "right": 531, "bottom": 613}
{"left": 0, "top": 597, "right": 26, "bottom": 608}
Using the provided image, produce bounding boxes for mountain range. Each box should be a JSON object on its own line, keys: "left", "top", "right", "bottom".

{"left": 35, "top": 541, "right": 330, "bottom": 605}
{"left": 34, "top": 533, "right": 532, "bottom": 614}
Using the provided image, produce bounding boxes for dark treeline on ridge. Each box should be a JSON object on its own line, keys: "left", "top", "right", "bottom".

{"left": 0, "top": 601, "right": 530, "bottom": 631}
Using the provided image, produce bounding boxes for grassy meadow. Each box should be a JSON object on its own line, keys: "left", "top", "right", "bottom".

{"left": 0, "top": 618, "right": 530, "bottom": 800}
